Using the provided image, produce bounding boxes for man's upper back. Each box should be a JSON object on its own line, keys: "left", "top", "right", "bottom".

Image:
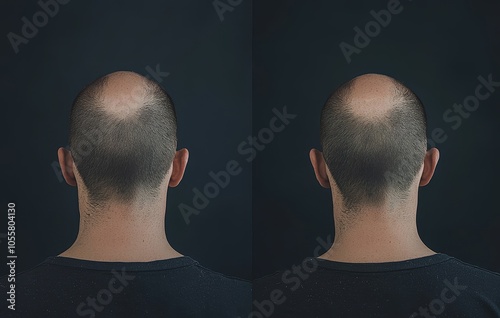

{"left": 0, "top": 256, "right": 250, "bottom": 317}
{"left": 254, "top": 254, "right": 500, "bottom": 317}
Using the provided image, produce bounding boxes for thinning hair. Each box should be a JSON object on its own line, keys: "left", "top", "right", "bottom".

{"left": 320, "top": 76, "right": 428, "bottom": 210}
{"left": 68, "top": 73, "right": 177, "bottom": 205}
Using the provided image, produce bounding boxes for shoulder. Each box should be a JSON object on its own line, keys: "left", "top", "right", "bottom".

{"left": 253, "top": 270, "right": 294, "bottom": 300}
{"left": 190, "top": 263, "right": 251, "bottom": 290}
{"left": 444, "top": 257, "right": 500, "bottom": 289}
{"left": 182, "top": 264, "right": 252, "bottom": 316}
{"left": 448, "top": 257, "right": 500, "bottom": 277}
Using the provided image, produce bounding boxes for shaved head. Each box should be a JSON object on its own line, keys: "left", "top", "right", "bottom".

{"left": 69, "top": 71, "right": 177, "bottom": 205}
{"left": 320, "top": 73, "right": 427, "bottom": 210}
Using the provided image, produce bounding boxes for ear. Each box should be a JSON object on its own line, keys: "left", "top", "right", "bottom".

{"left": 419, "top": 148, "right": 440, "bottom": 187}
{"left": 309, "top": 149, "right": 331, "bottom": 188}
{"left": 169, "top": 148, "right": 189, "bottom": 187}
{"left": 57, "top": 147, "right": 77, "bottom": 186}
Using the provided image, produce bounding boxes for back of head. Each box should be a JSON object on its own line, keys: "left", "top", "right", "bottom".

{"left": 69, "top": 71, "right": 177, "bottom": 205}
{"left": 320, "top": 73, "right": 427, "bottom": 210}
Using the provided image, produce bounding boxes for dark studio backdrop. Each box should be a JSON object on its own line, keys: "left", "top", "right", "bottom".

{"left": 253, "top": 0, "right": 500, "bottom": 279}
{"left": 0, "top": 1, "right": 251, "bottom": 279}
{"left": 1, "top": 0, "right": 500, "bottom": 286}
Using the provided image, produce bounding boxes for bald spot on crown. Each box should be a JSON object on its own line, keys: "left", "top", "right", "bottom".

{"left": 345, "top": 73, "right": 400, "bottom": 120}
{"left": 99, "top": 71, "right": 150, "bottom": 120}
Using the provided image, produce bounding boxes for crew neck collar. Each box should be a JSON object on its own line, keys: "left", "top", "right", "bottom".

{"left": 43, "top": 255, "right": 198, "bottom": 272}
{"left": 314, "top": 253, "right": 453, "bottom": 273}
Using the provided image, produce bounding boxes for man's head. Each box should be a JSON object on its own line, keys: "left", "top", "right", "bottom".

{"left": 310, "top": 73, "right": 439, "bottom": 212}
{"left": 58, "top": 71, "right": 188, "bottom": 207}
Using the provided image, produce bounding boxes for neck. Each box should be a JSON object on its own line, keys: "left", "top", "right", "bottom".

{"left": 320, "top": 191, "right": 435, "bottom": 263}
{"left": 60, "top": 191, "right": 182, "bottom": 262}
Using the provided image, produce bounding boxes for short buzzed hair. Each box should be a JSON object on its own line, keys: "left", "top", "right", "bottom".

{"left": 320, "top": 76, "right": 427, "bottom": 210}
{"left": 68, "top": 73, "right": 177, "bottom": 205}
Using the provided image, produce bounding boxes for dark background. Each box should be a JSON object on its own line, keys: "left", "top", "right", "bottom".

{"left": 1, "top": 1, "right": 251, "bottom": 279}
{"left": 253, "top": 0, "right": 500, "bottom": 278}
{"left": 2, "top": 0, "right": 500, "bottom": 285}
